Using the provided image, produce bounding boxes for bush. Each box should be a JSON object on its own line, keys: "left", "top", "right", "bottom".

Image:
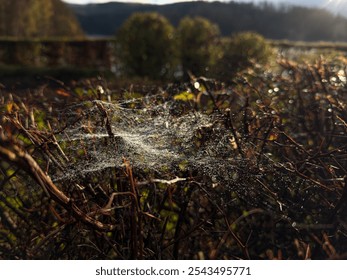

{"left": 116, "top": 12, "right": 177, "bottom": 80}
{"left": 177, "top": 16, "right": 221, "bottom": 78}
{"left": 215, "top": 32, "right": 273, "bottom": 79}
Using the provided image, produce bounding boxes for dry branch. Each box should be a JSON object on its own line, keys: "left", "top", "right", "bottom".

{"left": 0, "top": 134, "right": 117, "bottom": 232}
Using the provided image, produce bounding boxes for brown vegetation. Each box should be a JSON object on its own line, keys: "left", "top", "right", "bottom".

{"left": 0, "top": 56, "right": 346, "bottom": 259}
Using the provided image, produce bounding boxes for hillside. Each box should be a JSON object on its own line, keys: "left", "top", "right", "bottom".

{"left": 70, "top": 1, "right": 347, "bottom": 42}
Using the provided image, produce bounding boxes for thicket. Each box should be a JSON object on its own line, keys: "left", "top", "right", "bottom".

{"left": 0, "top": 55, "right": 346, "bottom": 259}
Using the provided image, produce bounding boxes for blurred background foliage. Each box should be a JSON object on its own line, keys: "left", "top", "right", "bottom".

{"left": 217, "top": 32, "right": 274, "bottom": 77}
{"left": 177, "top": 16, "right": 221, "bottom": 78}
{"left": 0, "top": 6, "right": 275, "bottom": 82}
{"left": 116, "top": 12, "right": 177, "bottom": 80}
{"left": 0, "top": 0, "right": 83, "bottom": 38}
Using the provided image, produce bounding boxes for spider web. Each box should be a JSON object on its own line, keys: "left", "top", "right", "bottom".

{"left": 52, "top": 94, "right": 246, "bottom": 189}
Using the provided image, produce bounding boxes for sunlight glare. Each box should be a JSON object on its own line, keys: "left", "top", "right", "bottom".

{"left": 324, "top": 0, "right": 344, "bottom": 8}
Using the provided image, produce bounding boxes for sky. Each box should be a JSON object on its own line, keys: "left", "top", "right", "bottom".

{"left": 63, "top": 0, "right": 222, "bottom": 4}
{"left": 62, "top": 0, "right": 340, "bottom": 5}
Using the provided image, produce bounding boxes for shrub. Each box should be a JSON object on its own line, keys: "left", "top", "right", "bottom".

{"left": 215, "top": 32, "right": 273, "bottom": 79}
{"left": 116, "top": 12, "right": 177, "bottom": 80}
{"left": 177, "top": 16, "right": 221, "bottom": 78}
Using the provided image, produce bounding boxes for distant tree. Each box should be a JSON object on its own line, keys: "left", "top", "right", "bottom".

{"left": 117, "top": 12, "right": 177, "bottom": 80}
{"left": 50, "top": 0, "right": 84, "bottom": 37}
{"left": 177, "top": 16, "right": 221, "bottom": 77}
{"left": 215, "top": 32, "right": 273, "bottom": 79}
{"left": 0, "top": 0, "right": 84, "bottom": 38}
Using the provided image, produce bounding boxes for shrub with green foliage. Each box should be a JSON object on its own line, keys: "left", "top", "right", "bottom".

{"left": 177, "top": 16, "right": 221, "bottom": 78}
{"left": 116, "top": 12, "right": 177, "bottom": 80}
{"left": 215, "top": 32, "right": 273, "bottom": 79}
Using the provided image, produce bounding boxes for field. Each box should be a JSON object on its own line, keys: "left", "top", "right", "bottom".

{"left": 0, "top": 45, "right": 347, "bottom": 260}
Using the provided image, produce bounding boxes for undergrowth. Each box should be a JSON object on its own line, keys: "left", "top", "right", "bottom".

{"left": 0, "top": 57, "right": 346, "bottom": 259}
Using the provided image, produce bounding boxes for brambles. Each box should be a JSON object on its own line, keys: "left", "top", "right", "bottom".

{"left": 0, "top": 56, "right": 347, "bottom": 259}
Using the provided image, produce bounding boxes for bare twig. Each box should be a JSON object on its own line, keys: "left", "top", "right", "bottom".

{"left": 0, "top": 134, "right": 118, "bottom": 232}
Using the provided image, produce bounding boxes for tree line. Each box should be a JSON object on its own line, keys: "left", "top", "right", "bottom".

{"left": 71, "top": 1, "right": 347, "bottom": 42}
{"left": 116, "top": 12, "right": 272, "bottom": 80}
{"left": 0, "top": 0, "right": 83, "bottom": 38}
{"left": 0, "top": 0, "right": 272, "bottom": 81}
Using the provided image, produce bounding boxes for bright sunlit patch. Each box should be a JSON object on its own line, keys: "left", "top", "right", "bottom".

{"left": 326, "top": 0, "right": 344, "bottom": 4}
{"left": 337, "top": 69, "right": 347, "bottom": 84}
{"left": 324, "top": 0, "right": 343, "bottom": 5}
{"left": 323, "top": 0, "right": 345, "bottom": 9}
{"left": 63, "top": 0, "right": 213, "bottom": 5}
